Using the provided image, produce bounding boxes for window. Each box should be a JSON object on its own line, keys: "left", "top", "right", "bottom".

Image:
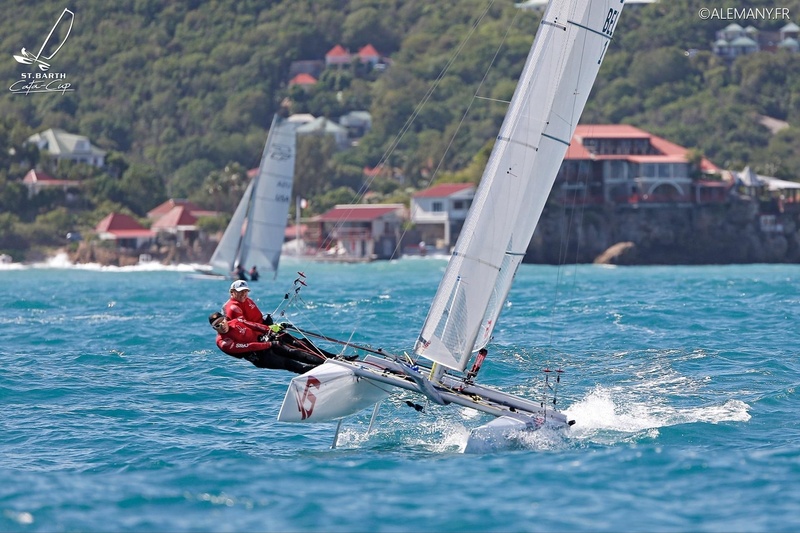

{"left": 658, "top": 164, "right": 671, "bottom": 178}
{"left": 432, "top": 201, "right": 443, "bottom": 212}
{"left": 453, "top": 200, "right": 464, "bottom": 210}
{"left": 608, "top": 160, "right": 626, "bottom": 179}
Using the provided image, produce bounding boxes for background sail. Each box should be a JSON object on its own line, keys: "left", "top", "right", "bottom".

{"left": 207, "top": 115, "right": 297, "bottom": 277}
{"left": 240, "top": 117, "right": 297, "bottom": 277}
{"left": 415, "top": 0, "right": 625, "bottom": 371}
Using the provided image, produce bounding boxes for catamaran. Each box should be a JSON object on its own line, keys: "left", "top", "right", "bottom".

{"left": 276, "top": 0, "right": 625, "bottom": 452}
{"left": 195, "top": 115, "right": 297, "bottom": 280}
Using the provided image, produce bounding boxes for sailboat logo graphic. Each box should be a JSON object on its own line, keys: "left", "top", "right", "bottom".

{"left": 13, "top": 9, "right": 75, "bottom": 71}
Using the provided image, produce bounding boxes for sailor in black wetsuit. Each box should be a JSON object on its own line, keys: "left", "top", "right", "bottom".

{"left": 210, "top": 313, "right": 329, "bottom": 374}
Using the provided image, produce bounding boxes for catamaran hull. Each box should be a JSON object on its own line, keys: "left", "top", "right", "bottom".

{"left": 278, "top": 356, "right": 572, "bottom": 453}
{"left": 277, "top": 361, "right": 393, "bottom": 422}
{"left": 464, "top": 415, "right": 552, "bottom": 454}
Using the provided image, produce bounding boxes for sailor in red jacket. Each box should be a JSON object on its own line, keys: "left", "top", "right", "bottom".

{"left": 224, "top": 280, "right": 272, "bottom": 324}
{"left": 209, "top": 312, "right": 325, "bottom": 374}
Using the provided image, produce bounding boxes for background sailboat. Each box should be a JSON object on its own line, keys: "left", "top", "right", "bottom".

{"left": 199, "top": 115, "right": 297, "bottom": 280}
{"left": 276, "top": 0, "right": 625, "bottom": 451}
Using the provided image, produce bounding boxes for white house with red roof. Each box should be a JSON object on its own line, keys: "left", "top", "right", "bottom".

{"left": 325, "top": 43, "right": 385, "bottom": 69}
{"left": 559, "top": 124, "right": 722, "bottom": 206}
{"left": 312, "top": 204, "right": 405, "bottom": 260}
{"left": 150, "top": 205, "right": 200, "bottom": 246}
{"left": 288, "top": 72, "right": 317, "bottom": 89}
{"left": 22, "top": 169, "right": 80, "bottom": 198}
{"left": 411, "top": 183, "right": 475, "bottom": 249}
{"left": 147, "top": 199, "right": 217, "bottom": 220}
{"left": 94, "top": 213, "right": 154, "bottom": 249}
{"left": 357, "top": 44, "right": 381, "bottom": 65}
{"left": 288, "top": 59, "right": 324, "bottom": 80}
{"left": 325, "top": 45, "right": 351, "bottom": 67}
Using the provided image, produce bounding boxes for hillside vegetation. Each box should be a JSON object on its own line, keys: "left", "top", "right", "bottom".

{"left": 2, "top": 0, "right": 800, "bottom": 256}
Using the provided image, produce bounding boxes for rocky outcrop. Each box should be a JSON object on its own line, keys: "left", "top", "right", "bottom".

{"left": 525, "top": 199, "right": 800, "bottom": 265}
{"left": 69, "top": 239, "right": 215, "bottom": 266}
{"left": 593, "top": 241, "right": 637, "bottom": 265}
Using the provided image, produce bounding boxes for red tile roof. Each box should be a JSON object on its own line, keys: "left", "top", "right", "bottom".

{"left": 358, "top": 44, "right": 380, "bottom": 58}
{"left": 147, "top": 199, "right": 201, "bottom": 219}
{"left": 566, "top": 124, "right": 719, "bottom": 172}
{"left": 316, "top": 205, "right": 403, "bottom": 222}
{"left": 289, "top": 73, "right": 317, "bottom": 86}
{"left": 95, "top": 213, "right": 146, "bottom": 232}
{"left": 22, "top": 169, "right": 78, "bottom": 186}
{"left": 151, "top": 206, "right": 198, "bottom": 230}
{"left": 148, "top": 199, "right": 218, "bottom": 220}
{"left": 285, "top": 224, "right": 307, "bottom": 239}
{"left": 94, "top": 213, "right": 155, "bottom": 239}
{"left": 564, "top": 140, "right": 593, "bottom": 159}
{"left": 413, "top": 183, "right": 474, "bottom": 198}
{"left": 22, "top": 169, "right": 56, "bottom": 183}
{"left": 326, "top": 45, "right": 349, "bottom": 58}
{"left": 363, "top": 165, "right": 386, "bottom": 177}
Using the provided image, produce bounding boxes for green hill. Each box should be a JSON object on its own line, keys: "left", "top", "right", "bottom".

{"left": 2, "top": 0, "right": 800, "bottom": 256}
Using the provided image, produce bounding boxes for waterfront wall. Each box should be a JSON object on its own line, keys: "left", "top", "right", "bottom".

{"left": 526, "top": 199, "right": 800, "bottom": 265}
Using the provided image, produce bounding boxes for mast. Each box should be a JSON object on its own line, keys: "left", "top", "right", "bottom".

{"left": 296, "top": 196, "right": 301, "bottom": 252}
{"left": 415, "top": 0, "right": 625, "bottom": 372}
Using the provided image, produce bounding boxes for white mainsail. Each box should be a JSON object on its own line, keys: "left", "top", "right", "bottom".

{"left": 415, "top": 0, "right": 624, "bottom": 371}
{"left": 208, "top": 115, "right": 297, "bottom": 278}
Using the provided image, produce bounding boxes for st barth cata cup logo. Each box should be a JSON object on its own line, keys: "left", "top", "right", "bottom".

{"left": 13, "top": 8, "right": 74, "bottom": 72}
{"left": 10, "top": 8, "right": 75, "bottom": 95}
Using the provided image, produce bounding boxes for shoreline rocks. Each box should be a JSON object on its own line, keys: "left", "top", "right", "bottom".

{"left": 526, "top": 202, "right": 800, "bottom": 265}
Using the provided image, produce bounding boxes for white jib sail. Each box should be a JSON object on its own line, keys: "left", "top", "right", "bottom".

{"left": 415, "top": 0, "right": 625, "bottom": 371}
{"left": 208, "top": 115, "right": 297, "bottom": 277}
{"left": 209, "top": 180, "right": 253, "bottom": 275}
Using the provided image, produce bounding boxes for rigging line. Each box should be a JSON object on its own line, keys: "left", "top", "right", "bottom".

{"left": 290, "top": 326, "right": 396, "bottom": 358}
{"left": 385, "top": 0, "right": 509, "bottom": 260}
{"left": 550, "top": 21, "right": 600, "bottom": 349}
{"left": 546, "top": 6, "right": 604, "bottom": 348}
{"left": 565, "top": 8, "right": 620, "bottom": 303}
{"left": 398, "top": 4, "right": 524, "bottom": 264}
{"left": 267, "top": 275, "right": 336, "bottom": 353}
{"left": 546, "top": 13, "right": 589, "bottom": 350}
{"left": 547, "top": 170, "right": 582, "bottom": 348}
{"left": 314, "top": 0, "right": 495, "bottom": 270}
{"left": 325, "top": 0, "right": 501, "bottom": 264}
{"left": 417, "top": 4, "right": 521, "bottom": 193}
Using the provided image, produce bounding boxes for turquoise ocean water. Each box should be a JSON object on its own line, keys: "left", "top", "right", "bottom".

{"left": 1, "top": 255, "right": 799, "bottom": 532}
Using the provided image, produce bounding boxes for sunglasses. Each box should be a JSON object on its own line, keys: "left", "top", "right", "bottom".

{"left": 212, "top": 319, "right": 226, "bottom": 330}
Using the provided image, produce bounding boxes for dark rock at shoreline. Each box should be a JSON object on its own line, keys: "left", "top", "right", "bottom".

{"left": 594, "top": 242, "right": 637, "bottom": 265}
